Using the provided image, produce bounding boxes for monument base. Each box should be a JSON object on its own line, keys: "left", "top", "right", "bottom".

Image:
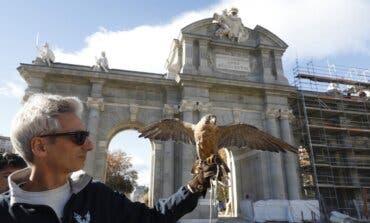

{"left": 180, "top": 198, "right": 218, "bottom": 221}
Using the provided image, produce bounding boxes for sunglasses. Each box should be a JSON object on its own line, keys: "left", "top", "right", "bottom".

{"left": 39, "top": 131, "right": 90, "bottom": 145}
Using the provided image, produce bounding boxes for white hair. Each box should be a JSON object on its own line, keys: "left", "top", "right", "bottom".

{"left": 10, "top": 94, "right": 83, "bottom": 163}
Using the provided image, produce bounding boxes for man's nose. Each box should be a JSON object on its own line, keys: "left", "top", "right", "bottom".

{"left": 83, "top": 138, "right": 94, "bottom": 151}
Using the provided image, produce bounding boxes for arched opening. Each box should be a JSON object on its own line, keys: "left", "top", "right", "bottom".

{"left": 106, "top": 129, "right": 152, "bottom": 205}
{"left": 217, "top": 148, "right": 237, "bottom": 217}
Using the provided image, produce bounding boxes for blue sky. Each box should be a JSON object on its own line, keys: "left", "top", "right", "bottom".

{"left": 0, "top": 0, "right": 369, "bottom": 185}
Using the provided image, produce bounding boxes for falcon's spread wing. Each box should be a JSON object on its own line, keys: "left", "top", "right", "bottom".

{"left": 217, "top": 124, "right": 297, "bottom": 153}
{"left": 139, "top": 119, "right": 196, "bottom": 145}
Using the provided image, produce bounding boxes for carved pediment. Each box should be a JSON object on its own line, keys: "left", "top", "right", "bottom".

{"left": 181, "top": 18, "right": 287, "bottom": 50}
{"left": 254, "top": 25, "right": 288, "bottom": 49}
{"left": 181, "top": 18, "right": 213, "bottom": 37}
{"left": 166, "top": 9, "right": 289, "bottom": 85}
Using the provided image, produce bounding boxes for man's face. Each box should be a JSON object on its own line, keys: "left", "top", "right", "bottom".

{"left": 0, "top": 167, "right": 21, "bottom": 193}
{"left": 43, "top": 112, "right": 93, "bottom": 174}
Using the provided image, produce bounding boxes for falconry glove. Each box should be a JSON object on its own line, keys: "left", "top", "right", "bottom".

{"left": 187, "top": 155, "right": 222, "bottom": 196}
{"left": 191, "top": 154, "right": 230, "bottom": 180}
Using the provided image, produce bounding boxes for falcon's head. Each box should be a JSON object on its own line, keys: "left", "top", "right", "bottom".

{"left": 202, "top": 114, "right": 217, "bottom": 125}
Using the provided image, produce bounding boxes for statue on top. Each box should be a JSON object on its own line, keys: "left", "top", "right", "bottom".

{"left": 212, "top": 8, "right": 248, "bottom": 42}
{"left": 33, "top": 42, "right": 55, "bottom": 67}
{"left": 92, "top": 51, "right": 109, "bottom": 72}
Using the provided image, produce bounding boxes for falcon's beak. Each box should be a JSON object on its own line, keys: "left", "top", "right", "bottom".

{"left": 211, "top": 117, "right": 216, "bottom": 124}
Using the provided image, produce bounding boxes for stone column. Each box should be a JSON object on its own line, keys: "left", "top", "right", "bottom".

{"left": 180, "top": 38, "right": 197, "bottom": 74}
{"left": 273, "top": 50, "right": 289, "bottom": 84}
{"left": 85, "top": 79, "right": 105, "bottom": 177}
{"left": 161, "top": 104, "right": 178, "bottom": 196}
{"left": 198, "top": 40, "right": 212, "bottom": 75}
{"left": 149, "top": 142, "right": 155, "bottom": 207}
{"left": 95, "top": 140, "right": 108, "bottom": 181}
{"left": 280, "top": 109, "right": 301, "bottom": 199}
{"left": 260, "top": 49, "right": 275, "bottom": 83}
{"left": 179, "top": 100, "right": 196, "bottom": 185}
{"left": 265, "top": 107, "right": 287, "bottom": 199}
{"left": 86, "top": 97, "right": 104, "bottom": 176}
{"left": 259, "top": 151, "right": 271, "bottom": 199}
{"left": 152, "top": 142, "right": 164, "bottom": 203}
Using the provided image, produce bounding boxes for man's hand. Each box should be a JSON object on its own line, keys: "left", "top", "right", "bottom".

{"left": 187, "top": 154, "right": 222, "bottom": 196}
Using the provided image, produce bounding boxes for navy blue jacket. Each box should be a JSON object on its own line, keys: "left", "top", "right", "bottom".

{"left": 0, "top": 171, "right": 200, "bottom": 223}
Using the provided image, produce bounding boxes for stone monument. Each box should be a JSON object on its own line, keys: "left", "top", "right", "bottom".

{"left": 18, "top": 8, "right": 301, "bottom": 222}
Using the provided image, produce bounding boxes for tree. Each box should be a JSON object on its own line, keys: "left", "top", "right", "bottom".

{"left": 141, "top": 187, "right": 149, "bottom": 205}
{"left": 106, "top": 151, "right": 138, "bottom": 195}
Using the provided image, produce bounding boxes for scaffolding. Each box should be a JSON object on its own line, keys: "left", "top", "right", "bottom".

{"left": 290, "top": 62, "right": 370, "bottom": 221}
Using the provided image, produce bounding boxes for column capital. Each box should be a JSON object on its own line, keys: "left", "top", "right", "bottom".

{"left": 195, "top": 102, "right": 212, "bottom": 113}
{"left": 265, "top": 107, "right": 280, "bottom": 119}
{"left": 198, "top": 39, "right": 209, "bottom": 46}
{"left": 182, "top": 36, "right": 195, "bottom": 42}
{"left": 87, "top": 97, "right": 104, "bottom": 111}
{"left": 98, "top": 140, "right": 108, "bottom": 148}
{"left": 280, "top": 109, "right": 295, "bottom": 122}
{"left": 179, "top": 100, "right": 195, "bottom": 112}
{"left": 259, "top": 48, "right": 271, "bottom": 55}
{"left": 273, "top": 50, "right": 284, "bottom": 58}
{"left": 163, "top": 104, "right": 179, "bottom": 117}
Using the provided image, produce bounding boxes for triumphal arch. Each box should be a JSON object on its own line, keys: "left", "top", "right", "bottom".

{"left": 18, "top": 9, "right": 301, "bottom": 221}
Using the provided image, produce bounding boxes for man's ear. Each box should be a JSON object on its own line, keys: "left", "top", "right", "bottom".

{"left": 31, "top": 137, "right": 48, "bottom": 158}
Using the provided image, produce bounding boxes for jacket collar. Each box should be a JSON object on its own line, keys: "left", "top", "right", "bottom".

{"left": 9, "top": 167, "right": 92, "bottom": 195}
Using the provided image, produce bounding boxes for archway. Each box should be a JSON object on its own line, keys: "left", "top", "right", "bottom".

{"left": 217, "top": 148, "right": 238, "bottom": 217}
{"left": 107, "top": 129, "right": 152, "bottom": 203}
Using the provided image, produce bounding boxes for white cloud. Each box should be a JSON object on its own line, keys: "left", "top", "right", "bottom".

{"left": 0, "top": 81, "right": 26, "bottom": 98}
{"left": 137, "top": 169, "right": 150, "bottom": 187}
{"left": 54, "top": 0, "right": 370, "bottom": 73}
{"left": 131, "top": 155, "right": 146, "bottom": 167}
{"left": 131, "top": 154, "right": 150, "bottom": 186}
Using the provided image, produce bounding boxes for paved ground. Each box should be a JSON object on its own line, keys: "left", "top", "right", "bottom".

{"left": 217, "top": 217, "right": 247, "bottom": 223}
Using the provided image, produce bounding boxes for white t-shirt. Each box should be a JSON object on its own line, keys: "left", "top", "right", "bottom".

{"left": 9, "top": 169, "right": 72, "bottom": 222}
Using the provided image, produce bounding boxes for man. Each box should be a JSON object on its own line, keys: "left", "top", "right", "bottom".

{"left": 0, "top": 94, "right": 219, "bottom": 223}
{"left": 0, "top": 153, "right": 27, "bottom": 193}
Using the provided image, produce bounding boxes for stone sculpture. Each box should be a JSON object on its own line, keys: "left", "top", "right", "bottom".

{"left": 92, "top": 51, "right": 109, "bottom": 72}
{"left": 212, "top": 8, "right": 248, "bottom": 42}
{"left": 33, "top": 42, "right": 55, "bottom": 67}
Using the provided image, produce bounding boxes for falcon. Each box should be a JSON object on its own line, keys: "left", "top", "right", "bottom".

{"left": 139, "top": 114, "right": 297, "bottom": 163}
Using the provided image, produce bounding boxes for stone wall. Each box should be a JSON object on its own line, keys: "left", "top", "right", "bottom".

{"left": 0, "top": 136, "right": 12, "bottom": 153}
